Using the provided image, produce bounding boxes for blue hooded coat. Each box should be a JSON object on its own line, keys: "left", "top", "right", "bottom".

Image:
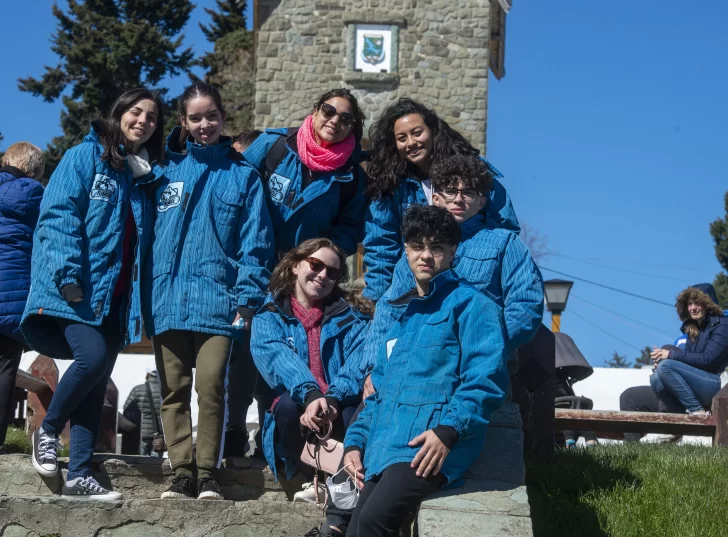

{"left": 344, "top": 270, "right": 509, "bottom": 485}
{"left": 242, "top": 128, "right": 367, "bottom": 258}
{"left": 142, "top": 130, "right": 274, "bottom": 338}
{"left": 21, "top": 124, "right": 157, "bottom": 358}
{"left": 0, "top": 166, "right": 44, "bottom": 344}
{"left": 362, "top": 160, "right": 520, "bottom": 301}
{"left": 251, "top": 294, "right": 370, "bottom": 479}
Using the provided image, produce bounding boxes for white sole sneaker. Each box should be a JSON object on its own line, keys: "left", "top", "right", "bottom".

{"left": 198, "top": 491, "right": 224, "bottom": 500}
{"left": 61, "top": 491, "right": 123, "bottom": 502}
{"left": 31, "top": 428, "right": 58, "bottom": 478}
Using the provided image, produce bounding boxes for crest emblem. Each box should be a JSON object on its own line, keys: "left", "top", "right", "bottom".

{"left": 158, "top": 182, "right": 184, "bottom": 213}
{"left": 361, "top": 34, "right": 385, "bottom": 65}
{"left": 284, "top": 336, "right": 297, "bottom": 352}
{"left": 266, "top": 173, "right": 292, "bottom": 205}
{"left": 90, "top": 174, "right": 118, "bottom": 204}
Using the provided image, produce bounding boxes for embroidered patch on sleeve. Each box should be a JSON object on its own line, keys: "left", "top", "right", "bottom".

{"left": 89, "top": 174, "right": 118, "bottom": 204}
{"left": 158, "top": 182, "right": 184, "bottom": 213}
{"left": 266, "top": 173, "right": 292, "bottom": 205}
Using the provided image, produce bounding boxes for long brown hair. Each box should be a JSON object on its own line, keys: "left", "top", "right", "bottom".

{"left": 269, "top": 238, "right": 373, "bottom": 317}
{"left": 676, "top": 287, "right": 723, "bottom": 341}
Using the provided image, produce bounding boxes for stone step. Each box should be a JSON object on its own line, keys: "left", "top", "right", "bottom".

{"left": 0, "top": 494, "right": 324, "bottom": 537}
{"left": 0, "top": 454, "right": 286, "bottom": 501}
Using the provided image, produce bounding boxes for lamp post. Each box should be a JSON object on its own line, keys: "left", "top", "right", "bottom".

{"left": 543, "top": 279, "right": 574, "bottom": 333}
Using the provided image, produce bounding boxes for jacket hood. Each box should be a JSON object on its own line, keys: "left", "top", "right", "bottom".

{"left": 691, "top": 283, "right": 719, "bottom": 306}
{"left": 676, "top": 284, "right": 723, "bottom": 324}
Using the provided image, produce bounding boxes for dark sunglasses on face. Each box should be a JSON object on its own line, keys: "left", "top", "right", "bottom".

{"left": 305, "top": 257, "right": 341, "bottom": 281}
{"left": 319, "top": 103, "right": 355, "bottom": 128}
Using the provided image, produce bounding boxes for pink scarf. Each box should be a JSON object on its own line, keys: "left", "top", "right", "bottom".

{"left": 290, "top": 296, "right": 328, "bottom": 393}
{"left": 296, "top": 114, "right": 355, "bottom": 172}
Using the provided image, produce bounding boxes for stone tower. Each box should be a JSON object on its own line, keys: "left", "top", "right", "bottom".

{"left": 253, "top": 0, "right": 510, "bottom": 154}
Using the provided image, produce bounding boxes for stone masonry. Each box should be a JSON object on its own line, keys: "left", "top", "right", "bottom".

{"left": 255, "top": 0, "right": 496, "bottom": 153}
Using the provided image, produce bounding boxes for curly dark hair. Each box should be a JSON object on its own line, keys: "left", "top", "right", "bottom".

{"left": 268, "top": 238, "right": 374, "bottom": 317}
{"left": 366, "top": 98, "right": 481, "bottom": 200}
{"left": 401, "top": 205, "right": 461, "bottom": 247}
{"left": 430, "top": 154, "right": 493, "bottom": 196}
{"left": 313, "top": 88, "right": 366, "bottom": 143}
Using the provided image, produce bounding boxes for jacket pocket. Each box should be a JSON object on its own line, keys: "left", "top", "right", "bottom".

{"left": 213, "top": 188, "right": 245, "bottom": 226}
{"left": 456, "top": 245, "right": 499, "bottom": 285}
{"left": 416, "top": 310, "right": 451, "bottom": 347}
{"left": 395, "top": 389, "right": 448, "bottom": 443}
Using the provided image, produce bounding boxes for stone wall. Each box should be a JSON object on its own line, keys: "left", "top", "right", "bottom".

{"left": 255, "top": 0, "right": 494, "bottom": 153}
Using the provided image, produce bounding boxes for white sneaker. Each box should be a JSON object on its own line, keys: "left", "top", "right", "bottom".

{"left": 62, "top": 476, "right": 123, "bottom": 502}
{"left": 640, "top": 433, "right": 682, "bottom": 444}
{"left": 688, "top": 409, "right": 711, "bottom": 418}
{"left": 293, "top": 481, "right": 326, "bottom": 504}
{"left": 31, "top": 426, "right": 58, "bottom": 477}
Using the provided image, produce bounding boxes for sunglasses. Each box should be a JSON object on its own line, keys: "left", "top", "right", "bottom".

{"left": 319, "top": 103, "right": 355, "bottom": 128}
{"left": 305, "top": 257, "right": 341, "bottom": 281}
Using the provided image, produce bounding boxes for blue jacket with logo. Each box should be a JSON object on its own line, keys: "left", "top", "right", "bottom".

{"left": 21, "top": 124, "right": 157, "bottom": 358}
{"left": 344, "top": 270, "right": 509, "bottom": 484}
{"left": 242, "top": 128, "right": 367, "bottom": 258}
{"left": 362, "top": 160, "right": 520, "bottom": 301}
{"left": 142, "top": 130, "right": 274, "bottom": 338}
{"left": 251, "top": 294, "right": 370, "bottom": 479}
{"left": 0, "top": 167, "right": 44, "bottom": 344}
{"left": 361, "top": 215, "right": 544, "bottom": 381}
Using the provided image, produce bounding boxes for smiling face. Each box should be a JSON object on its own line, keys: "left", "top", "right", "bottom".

{"left": 405, "top": 239, "right": 456, "bottom": 294}
{"left": 120, "top": 99, "right": 158, "bottom": 153}
{"left": 181, "top": 96, "right": 226, "bottom": 145}
{"left": 687, "top": 300, "right": 705, "bottom": 321}
{"left": 312, "top": 96, "right": 355, "bottom": 146}
{"left": 432, "top": 180, "right": 486, "bottom": 223}
{"left": 394, "top": 113, "right": 434, "bottom": 170}
{"left": 292, "top": 247, "right": 341, "bottom": 306}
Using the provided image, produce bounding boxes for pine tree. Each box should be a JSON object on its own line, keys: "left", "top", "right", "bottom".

{"left": 633, "top": 346, "right": 652, "bottom": 368}
{"left": 18, "top": 0, "right": 194, "bottom": 176}
{"left": 710, "top": 192, "right": 728, "bottom": 308}
{"left": 198, "top": 0, "right": 255, "bottom": 135}
{"left": 605, "top": 351, "right": 632, "bottom": 368}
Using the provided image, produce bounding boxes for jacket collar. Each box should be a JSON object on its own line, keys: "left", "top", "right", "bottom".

{"left": 0, "top": 166, "right": 24, "bottom": 179}
{"left": 460, "top": 214, "right": 488, "bottom": 235}
{"left": 681, "top": 314, "right": 722, "bottom": 334}
{"left": 388, "top": 269, "right": 460, "bottom": 306}
{"left": 166, "top": 127, "right": 235, "bottom": 163}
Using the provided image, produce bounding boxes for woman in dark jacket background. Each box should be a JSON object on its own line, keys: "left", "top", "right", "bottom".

{"left": 650, "top": 283, "right": 728, "bottom": 414}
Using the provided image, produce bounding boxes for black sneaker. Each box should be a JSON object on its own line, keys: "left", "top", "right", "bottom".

{"left": 197, "top": 476, "right": 224, "bottom": 500}
{"left": 161, "top": 474, "right": 197, "bottom": 499}
{"left": 62, "top": 476, "right": 123, "bottom": 502}
{"left": 31, "top": 426, "right": 58, "bottom": 477}
{"left": 223, "top": 426, "right": 250, "bottom": 458}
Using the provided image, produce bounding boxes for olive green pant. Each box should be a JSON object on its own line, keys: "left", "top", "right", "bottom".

{"left": 153, "top": 330, "right": 232, "bottom": 479}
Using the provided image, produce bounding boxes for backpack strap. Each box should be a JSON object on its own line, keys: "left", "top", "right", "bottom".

{"left": 263, "top": 127, "right": 297, "bottom": 181}
{"left": 144, "top": 381, "right": 161, "bottom": 436}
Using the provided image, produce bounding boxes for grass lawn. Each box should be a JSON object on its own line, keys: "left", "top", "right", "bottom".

{"left": 3, "top": 425, "right": 31, "bottom": 454}
{"left": 527, "top": 443, "right": 728, "bottom": 537}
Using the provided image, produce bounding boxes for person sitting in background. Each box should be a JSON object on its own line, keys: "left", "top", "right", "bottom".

{"left": 650, "top": 283, "right": 728, "bottom": 416}
{"left": 123, "top": 369, "right": 163, "bottom": 457}
{"left": 0, "top": 142, "right": 45, "bottom": 455}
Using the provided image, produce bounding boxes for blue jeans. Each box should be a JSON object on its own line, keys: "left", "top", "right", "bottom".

{"left": 42, "top": 313, "right": 122, "bottom": 480}
{"left": 650, "top": 359, "right": 721, "bottom": 413}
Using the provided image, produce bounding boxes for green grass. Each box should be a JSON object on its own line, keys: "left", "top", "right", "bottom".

{"left": 527, "top": 443, "right": 728, "bottom": 537}
{"left": 3, "top": 425, "right": 31, "bottom": 454}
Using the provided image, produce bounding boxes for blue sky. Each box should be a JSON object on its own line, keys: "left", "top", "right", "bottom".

{"left": 2, "top": 1, "right": 727, "bottom": 366}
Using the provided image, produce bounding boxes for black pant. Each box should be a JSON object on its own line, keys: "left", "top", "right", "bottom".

{"left": 619, "top": 385, "right": 664, "bottom": 442}
{"left": 347, "top": 463, "right": 444, "bottom": 537}
{"left": 0, "top": 335, "right": 23, "bottom": 446}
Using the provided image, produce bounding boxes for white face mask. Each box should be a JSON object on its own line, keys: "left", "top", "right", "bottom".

{"left": 326, "top": 465, "right": 360, "bottom": 510}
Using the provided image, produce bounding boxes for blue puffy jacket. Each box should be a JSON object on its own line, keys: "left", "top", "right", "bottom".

{"left": 670, "top": 315, "right": 728, "bottom": 374}
{"left": 243, "top": 128, "right": 367, "bottom": 258}
{"left": 251, "top": 294, "right": 370, "bottom": 479}
{"left": 21, "top": 124, "right": 157, "bottom": 358}
{"left": 0, "top": 167, "right": 44, "bottom": 344}
{"left": 362, "top": 160, "right": 520, "bottom": 300}
{"left": 344, "top": 270, "right": 509, "bottom": 485}
{"left": 142, "top": 130, "right": 274, "bottom": 338}
{"left": 360, "top": 215, "right": 544, "bottom": 381}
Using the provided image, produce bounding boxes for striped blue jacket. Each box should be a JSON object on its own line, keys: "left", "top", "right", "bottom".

{"left": 361, "top": 215, "right": 544, "bottom": 380}
{"left": 21, "top": 124, "right": 157, "bottom": 358}
{"left": 344, "top": 270, "right": 509, "bottom": 484}
{"left": 362, "top": 160, "right": 519, "bottom": 301}
{"left": 142, "top": 130, "right": 274, "bottom": 338}
{"left": 251, "top": 294, "right": 370, "bottom": 479}
{"left": 243, "top": 128, "right": 367, "bottom": 258}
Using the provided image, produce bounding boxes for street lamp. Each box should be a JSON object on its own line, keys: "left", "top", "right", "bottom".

{"left": 543, "top": 279, "right": 574, "bottom": 333}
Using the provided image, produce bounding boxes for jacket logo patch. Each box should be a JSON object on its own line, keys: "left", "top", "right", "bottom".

{"left": 266, "top": 173, "right": 292, "bottom": 205}
{"left": 158, "top": 182, "right": 184, "bottom": 213}
{"left": 284, "top": 336, "right": 297, "bottom": 352}
{"left": 90, "top": 174, "right": 118, "bottom": 204}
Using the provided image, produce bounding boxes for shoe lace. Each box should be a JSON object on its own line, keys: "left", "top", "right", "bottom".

{"left": 172, "top": 474, "right": 193, "bottom": 486}
{"left": 199, "top": 476, "right": 218, "bottom": 489}
{"left": 79, "top": 477, "right": 106, "bottom": 493}
{"left": 38, "top": 434, "right": 57, "bottom": 461}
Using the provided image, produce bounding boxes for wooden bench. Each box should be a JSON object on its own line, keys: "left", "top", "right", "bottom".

{"left": 555, "top": 383, "right": 728, "bottom": 445}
